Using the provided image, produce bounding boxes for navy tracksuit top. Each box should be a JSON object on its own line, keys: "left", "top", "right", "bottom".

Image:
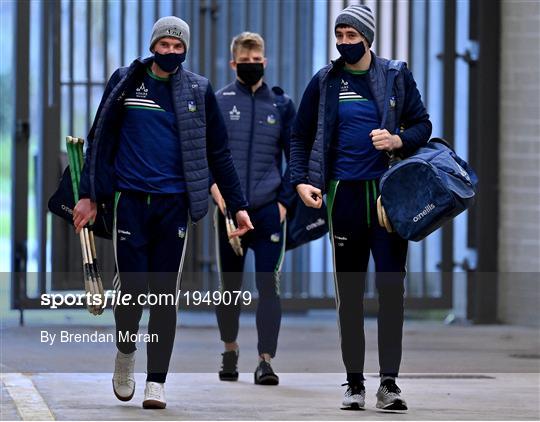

{"left": 214, "top": 80, "right": 296, "bottom": 211}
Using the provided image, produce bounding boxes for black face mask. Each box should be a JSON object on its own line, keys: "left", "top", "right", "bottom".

{"left": 154, "top": 51, "right": 186, "bottom": 73}
{"left": 336, "top": 42, "right": 367, "bottom": 64}
{"left": 236, "top": 63, "right": 264, "bottom": 87}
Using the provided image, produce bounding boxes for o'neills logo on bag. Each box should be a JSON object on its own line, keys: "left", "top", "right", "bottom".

{"left": 413, "top": 204, "right": 435, "bottom": 223}
{"left": 306, "top": 218, "right": 325, "bottom": 231}
{"left": 61, "top": 204, "right": 73, "bottom": 215}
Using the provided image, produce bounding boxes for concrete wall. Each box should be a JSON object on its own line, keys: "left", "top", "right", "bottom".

{"left": 498, "top": 0, "right": 540, "bottom": 327}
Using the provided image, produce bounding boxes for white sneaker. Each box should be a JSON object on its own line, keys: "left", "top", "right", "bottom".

{"left": 376, "top": 379, "right": 408, "bottom": 412}
{"left": 341, "top": 383, "right": 365, "bottom": 409}
{"left": 143, "top": 381, "right": 166, "bottom": 409}
{"left": 112, "top": 351, "right": 136, "bottom": 401}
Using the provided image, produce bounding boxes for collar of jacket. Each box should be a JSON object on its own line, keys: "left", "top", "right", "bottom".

{"left": 132, "top": 56, "right": 184, "bottom": 79}
{"left": 328, "top": 50, "right": 377, "bottom": 76}
{"left": 234, "top": 79, "right": 271, "bottom": 98}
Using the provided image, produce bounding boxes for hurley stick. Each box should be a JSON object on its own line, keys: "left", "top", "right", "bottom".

{"left": 66, "top": 137, "right": 91, "bottom": 307}
{"left": 83, "top": 227, "right": 101, "bottom": 314}
{"left": 76, "top": 137, "right": 105, "bottom": 314}
{"left": 88, "top": 229, "right": 105, "bottom": 297}
{"left": 66, "top": 136, "right": 99, "bottom": 314}
{"left": 224, "top": 207, "right": 243, "bottom": 257}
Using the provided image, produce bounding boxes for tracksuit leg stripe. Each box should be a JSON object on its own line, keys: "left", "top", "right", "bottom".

{"left": 175, "top": 221, "right": 190, "bottom": 312}
{"left": 326, "top": 180, "right": 342, "bottom": 347}
{"left": 112, "top": 192, "right": 122, "bottom": 313}
{"left": 213, "top": 207, "right": 225, "bottom": 293}
{"left": 365, "top": 181, "right": 371, "bottom": 227}
{"left": 273, "top": 219, "right": 287, "bottom": 295}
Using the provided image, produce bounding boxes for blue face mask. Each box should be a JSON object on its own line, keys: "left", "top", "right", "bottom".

{"left": 336, "top": 42, "right": 367, "bottom": 64}
{"left": 153, "top": 51, "right": 186, "bottom": 73}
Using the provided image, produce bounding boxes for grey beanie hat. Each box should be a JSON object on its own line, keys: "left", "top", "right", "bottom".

{"left": 335, "top": 5, "right": 376, "bottom": 46}
{"left": 149, "top": 16, "right": 190, "bottom": 52}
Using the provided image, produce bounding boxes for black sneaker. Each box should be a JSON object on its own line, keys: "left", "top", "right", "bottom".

{"left": 376, "top": 379, "right": 408, "bottom": 412}
{"left": 219, "top": 350, "right": 239, "bottom": 381}
{"left": 341, "top": 382, "right": 365, "bottom": 409}
{"left": 254, "top": 360, "right": 279, "bottom": 385}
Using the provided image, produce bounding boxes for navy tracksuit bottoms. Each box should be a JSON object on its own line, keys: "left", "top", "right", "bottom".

{"left": 327, "top": 180, "right": 408, "bottom": 386}
{"left": 113, "top": 191, "right": 189, "bottom": 384}
{"left": 214, "top": 201, "right": 286, "bottom": 357}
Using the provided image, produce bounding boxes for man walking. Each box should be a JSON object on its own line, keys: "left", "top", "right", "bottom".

{"left": 73, "top": 16, "right": 253, "bottom": 409}
{"left": 290, "top": 5, "right": 432, "bottom": 411}
{"left": 211, "top": 32, "right": 296, "bottom": 385}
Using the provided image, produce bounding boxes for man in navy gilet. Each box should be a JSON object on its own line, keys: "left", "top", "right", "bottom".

{"left": 290, "top": 5, "right": 432, "bottom": 411}
{"left": 73, "top": 16, "right": 253, "bottom": 409}
{"left": 211, "top": 32, "right": 296, "bottom": 386}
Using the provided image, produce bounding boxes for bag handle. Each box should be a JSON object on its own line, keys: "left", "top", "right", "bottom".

{"left": 381, "top": 60, "right": 404, "bottom": 167}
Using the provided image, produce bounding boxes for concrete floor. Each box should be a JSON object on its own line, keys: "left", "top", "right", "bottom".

{"left": 1, "top": 310, "right": 539, "bottom": 420}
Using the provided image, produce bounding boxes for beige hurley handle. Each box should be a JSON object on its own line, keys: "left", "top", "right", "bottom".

{"left": 224, "top": 207, "right": 243, "bottom": 257}
{"left": 83, "top": 227, "right": 104, "bottom": 315}
{"left": 88, "top": 230, "right": 105, "bottom": 299}
{"left": 78, "top": 231, "right": 98, "bottom": 314}
{"left": 226, "top": 217, "right": 244, "bottom": 257}
{"left": 376, "top": 196, "right": 394, "bottom": 233}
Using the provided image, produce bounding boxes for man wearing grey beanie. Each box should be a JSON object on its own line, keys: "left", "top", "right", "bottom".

{"left": 290, "top": 4, "right": 432, "bottom": 412}
{"left": 74, "top": 16, "right": 253, "bottom": 409}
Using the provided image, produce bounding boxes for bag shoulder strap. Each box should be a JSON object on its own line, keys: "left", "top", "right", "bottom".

{"left": 381, "top": 60, "right": 405, "bottom": 166}
{"left": 118, "top": 66, "right": 129, "bottom": 79}
{"left": 271, "top": 86, "right": 291, "bottom": 119}
{"left": 380, "top": 60, "right": 405, "bottom": 129}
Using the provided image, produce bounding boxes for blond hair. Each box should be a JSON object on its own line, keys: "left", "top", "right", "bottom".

{"left": 230, "top": 32, "right": 265, "bottom": 60}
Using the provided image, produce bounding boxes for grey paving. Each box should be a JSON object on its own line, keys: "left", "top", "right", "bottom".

{"left": 28, "top": 372, "right": 540, "bottom": 421}
{"left": 0, "top": 383, "right": 20, "bottom": 421}
{"left": 1, "top": 310, "right": 539, "bottom": 420}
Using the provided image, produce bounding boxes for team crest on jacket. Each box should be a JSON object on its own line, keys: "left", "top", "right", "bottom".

{"left": 136, "top": 82, "right": 148, "bottom": 98}
{"left": 229, "top": 105, "right": 241, "bottom": 121}
{"left": 188, "top": 100, "right": 197, "bottom": 112}
{"left": 178, "top": 227, "right": 186, "bottom": 239}
{"left": 266, "top": 114, "right": 276, "bottom": 125}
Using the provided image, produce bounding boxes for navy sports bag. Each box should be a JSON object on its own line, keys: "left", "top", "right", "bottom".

{"left": 48, "top": 165, "right": 114, "bottom": 239}
{"left": 378, "top": 138, "right": 478, "bottom": 241}
{"left": 285, "top": 196, "right": 328, "bottom": 250}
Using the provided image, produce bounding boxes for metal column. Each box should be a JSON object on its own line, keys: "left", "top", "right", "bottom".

{"left": 11, "top": 0, "right": 31, "bottom": 324}
{"left": 470, "top": 0, "right": 501, "bottom": 323}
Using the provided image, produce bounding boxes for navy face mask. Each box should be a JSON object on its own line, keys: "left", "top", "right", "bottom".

{"left": 336, "top": 42, "right": 367, "bottom": 64}
{"left": 154, "top": 51, "right": 186, "bottom": 73}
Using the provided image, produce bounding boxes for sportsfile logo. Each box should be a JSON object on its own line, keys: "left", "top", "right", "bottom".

{"left": 306, "top": 218, "right": 325, "bottom": 231}
{"left": 413, "top": 203, "right": 435, "bottom": 223}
